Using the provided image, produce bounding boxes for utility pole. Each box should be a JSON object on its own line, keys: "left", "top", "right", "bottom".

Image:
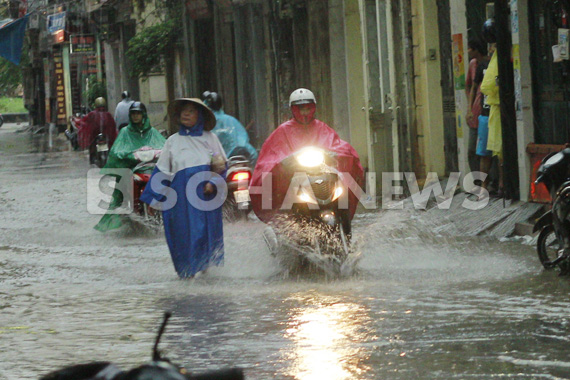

{"left": 181, "top": 0, "right": 193, "bottom": 95}
{"left": 495, "top": 0, "right": 519, "bottom": 200}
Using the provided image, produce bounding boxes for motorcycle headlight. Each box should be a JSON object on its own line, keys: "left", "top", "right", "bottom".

{"left": 296, "top": 148, "right": 325, "bottom": 168}
{"left": 331, "top": 186, "right": 343, "bottom": 201}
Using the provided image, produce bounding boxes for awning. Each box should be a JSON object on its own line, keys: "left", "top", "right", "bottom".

{"left": 0, "top": 14, "right": 29, "bottom": 65}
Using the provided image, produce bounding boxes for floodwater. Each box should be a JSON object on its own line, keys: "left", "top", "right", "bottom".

{"left": 0, "top": 124, "right": 569, "bottom": 380}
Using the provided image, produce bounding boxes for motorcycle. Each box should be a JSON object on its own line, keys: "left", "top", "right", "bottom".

{"left": 65, "top": 114, "right": 81, "bottom": 150}
{"left": 39, "top": 312, "right": 244, "bottom": 380}
{"left": 92, "top": 132, "right": 110, "bottom": 168}
{"left": 67, "top": 114, "right": 111, "bottom": 168}
{"left": 131, "top": 149, "right": 163, "bottom": 227}
{"left": 263, "top": 146, "right": 352, "bottom": 277}
{"left": 533, "top": 148, "right": 570, "bottom": 274}
{"left": 223, "top": 154, "right": 253, "bottom": 221}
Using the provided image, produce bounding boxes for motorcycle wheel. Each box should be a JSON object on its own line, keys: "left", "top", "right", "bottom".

{"left": 96, "top": 151, "right": 109, "bottom": 168}
{"left": 537, "top": 224, "right": 560, "bottom": 269}
{"left": 339, "top": 224, "right": 350, "bottom": 257}
{"left": 143, "top": 203, "right": 163, "bottom": 227}
{"left": 223, "top": 197, "right": 248, "bottom": 222}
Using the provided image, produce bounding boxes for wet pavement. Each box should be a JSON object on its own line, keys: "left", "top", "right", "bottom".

{"left": 0, "top": 125, "right": 569, "bottom": 380}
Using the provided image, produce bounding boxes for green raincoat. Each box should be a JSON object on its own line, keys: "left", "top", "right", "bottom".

{"left": 94, "top": 118, "right": 166, "bottom": 232}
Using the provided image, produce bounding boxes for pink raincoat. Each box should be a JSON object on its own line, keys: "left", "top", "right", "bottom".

{"left": 250, "top": 118, "right": 364, "bottom": 223}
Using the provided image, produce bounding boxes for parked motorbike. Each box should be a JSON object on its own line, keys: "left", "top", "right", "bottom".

{"left": 65, "top": 114, "right": 81, "bottom": 150}
{"left": 263, "top": 146, "right": 351, "bottom": 277}
{"left": 223, "top": 154, "right": 253, "bottom": 221}
{"left": 533, "top": 148, "right": 570, "bottom": 274}
{"left": 39, "top": 312, "right": 244, "bottom": 380}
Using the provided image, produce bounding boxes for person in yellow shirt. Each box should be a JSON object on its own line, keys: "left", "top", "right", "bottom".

{"left": 479, "top": 18, "right": 504, "bottom": 195}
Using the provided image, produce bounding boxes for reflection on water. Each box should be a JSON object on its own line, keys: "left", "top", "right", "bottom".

{"left": 282, "top": 294, "right": 372, "bottom": 380}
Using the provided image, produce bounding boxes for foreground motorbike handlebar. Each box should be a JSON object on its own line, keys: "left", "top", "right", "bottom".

{"left": 39, "top": 313, "right": 245, "bottom": 380}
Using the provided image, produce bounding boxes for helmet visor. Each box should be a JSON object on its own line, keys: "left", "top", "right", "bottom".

{"left": 291, "top": 99, "right": 315, "bottom": 106}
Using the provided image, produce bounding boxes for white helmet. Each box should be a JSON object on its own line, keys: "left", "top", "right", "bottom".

{"left": 289, "top": 88, "right": 317, "bottom": 107}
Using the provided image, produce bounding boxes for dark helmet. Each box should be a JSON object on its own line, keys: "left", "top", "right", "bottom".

{"left": 122, "top": 90, "right": 130, "bottom": 99}
{"left": 482, "top": 18, "right": 496, "bottom": 44}
{"left": 202, "top": 91, "right": 223, "bottom": 111}
{"left": 129, "top": 101, "right": 147, "bottom": 114}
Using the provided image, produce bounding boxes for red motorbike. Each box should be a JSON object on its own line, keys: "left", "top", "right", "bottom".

{"left": 131, "top": 149, "right": 162, "bottom": 225}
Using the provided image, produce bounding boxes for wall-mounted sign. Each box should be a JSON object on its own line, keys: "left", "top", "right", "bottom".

{"left": 452, "top": 33, "right": 465, "bottom": 90}
{"left": 54, "top": 55, "right": 67, "bottom": 124}
{"left": 47, "top": 11, "right": 66, "bottom": 34}
{"left": 52, "top": 29, "right": 66, "bottom": 44}
{"left": 71, "top": 34, "right": 96, "bottom": 54}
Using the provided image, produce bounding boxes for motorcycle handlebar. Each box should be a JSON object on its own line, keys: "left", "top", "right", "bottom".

{"left": 186, "top": 367, "right": 244, "bottom": 380}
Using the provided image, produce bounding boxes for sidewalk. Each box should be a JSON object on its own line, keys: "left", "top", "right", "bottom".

{"left": 409, "top": 192, "right": 544, "bottom": 239}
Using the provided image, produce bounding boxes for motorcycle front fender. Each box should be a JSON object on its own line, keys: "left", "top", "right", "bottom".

{"left": 533, "top": 210, "right": 553, "bottom": 233}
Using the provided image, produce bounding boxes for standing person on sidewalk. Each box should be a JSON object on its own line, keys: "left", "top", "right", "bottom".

{"left": 480, "top": 18, "right": 504, "bottom": 196}
{"left": 465, "top": 38, "right": 487, "bottom": 175}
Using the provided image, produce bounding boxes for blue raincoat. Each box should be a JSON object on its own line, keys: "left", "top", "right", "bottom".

{"left": 141, "top": 116, "right": 227, "bottom": 278}
{"left": 212, "top": 109, "right": 258, "bottom": 164}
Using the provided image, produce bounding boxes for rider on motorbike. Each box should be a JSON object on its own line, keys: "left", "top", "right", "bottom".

{"left": 202, "top": 91, "right": 258, "bottom": 165}
{"left": 250, "top": 88, "right": 364, "bottom": 234}
{"left": 94, "top": 101, "right": 166, "bottom": 232}
{"left": 114, "top": 90, "right": 135, "bottom": 130}
{"left": 77, "top": 97, "right": 118, "bottom": 164}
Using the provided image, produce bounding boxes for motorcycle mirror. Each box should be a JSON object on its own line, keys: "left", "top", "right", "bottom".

{"left": 153, "top": 311, "right": 172, "bottom": 361}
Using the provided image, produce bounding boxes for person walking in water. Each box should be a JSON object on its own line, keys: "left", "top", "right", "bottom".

{"left": 141, "top": 98, "right": 227, "bottom": 279}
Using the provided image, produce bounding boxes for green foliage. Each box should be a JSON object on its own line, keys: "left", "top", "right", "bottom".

{"left": 126, "top": 19, "right": 180, "bottom": 78}
{"left": 84, "top": 75, "right": 107, "bottom": 108}
{"left": 0, "top": 97, "right": 26, "bottom": 113}
{"left": 0, "top": 57, "right": 22, "bottom": 97}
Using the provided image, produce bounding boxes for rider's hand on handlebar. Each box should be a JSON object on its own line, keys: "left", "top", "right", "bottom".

{"left": 204, "top": 182, "right": 215, "bottom": 195}
{"left": 134, "top": 150, "right": 156, "bottom": 162}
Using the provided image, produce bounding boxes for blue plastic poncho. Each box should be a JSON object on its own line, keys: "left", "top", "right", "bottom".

{"left": 140, "top": 114, "right": 227, "bottom": 278}
{"left": 212, "top": 109, "right": 258, "bottom": 164}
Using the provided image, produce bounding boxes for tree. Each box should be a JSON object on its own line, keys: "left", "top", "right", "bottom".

{"left": 126, "top": 0, "right": 183, "bottom": 78}
{"left": 84, "top": 75, "right": 107, "bottom": 108}
{"left": 126, "top": 19, "right": 180, "bottom": 78}
{"left": 0, "top": 57, "right": 22, "bottom": 97}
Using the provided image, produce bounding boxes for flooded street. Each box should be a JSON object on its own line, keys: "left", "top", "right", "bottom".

{"left": 1, "top": 125, "right": 569, "bottom": 380}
